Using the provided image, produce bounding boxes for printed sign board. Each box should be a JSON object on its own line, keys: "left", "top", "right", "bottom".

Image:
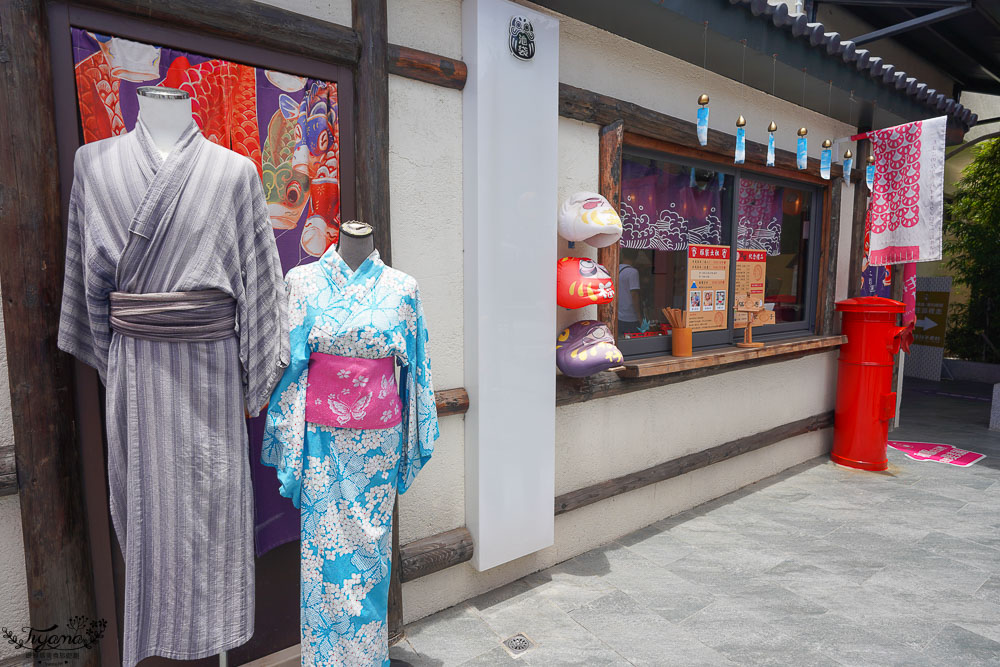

{"left": 734, "top": 249, "right": 774, "bottom": 328}
{"left": 685, "top": 244, "right": 730, "bottom": 332}
{"left": 914, "top": 290, "right": 950, "bottom": 348}
{"left": 905, "top": 276, "right": 952, "bottom": 381}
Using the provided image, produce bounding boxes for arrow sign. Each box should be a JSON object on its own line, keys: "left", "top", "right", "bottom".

{"left": 916, "top": 316, "right": 937, "bottom": 330}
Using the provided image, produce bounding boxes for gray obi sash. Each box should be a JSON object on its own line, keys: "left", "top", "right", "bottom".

{"left": 109, "top": 290, "right": 236, "bottom": 342}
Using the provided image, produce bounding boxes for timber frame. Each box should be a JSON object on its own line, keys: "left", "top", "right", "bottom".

{"left": 0, "top": 0, "right": 467, "bottom": 663}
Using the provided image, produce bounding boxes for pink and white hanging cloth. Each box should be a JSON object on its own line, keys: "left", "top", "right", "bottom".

{"left": 864, "top": 116, "right": 947, "bottom": 267}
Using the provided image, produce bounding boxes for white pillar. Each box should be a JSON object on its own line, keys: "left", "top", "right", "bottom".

{"left": 462, "top": 0, "right": 559, "bottom": 571}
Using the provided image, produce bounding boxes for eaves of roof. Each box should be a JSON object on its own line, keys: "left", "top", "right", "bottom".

{"left": 531, "top": 0, "right": 976, "bottom": 137}
{"left": 728, "top": 0, "right": 976, "bottom": 130}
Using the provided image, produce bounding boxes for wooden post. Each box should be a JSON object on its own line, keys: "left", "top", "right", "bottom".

{"left": 598, "top": 120, "right": 624, "bottom": 337}
{"left": 353, "top": 0, "right": 391, "bottom": 265}
{"left": 0, "top": 0, "right": 98, "bottom": 662}
{"left": 847, "top": 140, "right": 871, "bottom": 298}
{"left": 353, "top": 0, "right": 403, "bottom": 646}
{"left": 815, "top": 180, "right": 841, "bottom": 335}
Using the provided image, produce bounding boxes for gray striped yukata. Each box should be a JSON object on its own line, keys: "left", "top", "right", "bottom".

{"left": 58, "top": 119, "right": 289, "bottom": 666}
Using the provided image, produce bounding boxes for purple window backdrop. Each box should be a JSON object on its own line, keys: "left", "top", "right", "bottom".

{"left": 620, "top": 160, "right": 723, "bottom": 251}
{"left": 736, "top": 179, "right": 784, "bottom": 256}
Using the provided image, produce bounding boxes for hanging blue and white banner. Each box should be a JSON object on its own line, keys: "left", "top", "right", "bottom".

{"left": 735, "top": 127, "right": 745, "bottom": 164}
{"left": 820, "top": 145, "right": 832, "bottom": 180}
{"left": 866, "top": 162, "right": 875, "bottom": 190}
{"left": 766, "top": 133, "right": 775, "bottom": 167}
{"left": 697, "top": 106, "right": 709, "bottom": 146}
{"left": 796, "top": 136, "right": 808, "bottom": 170}
{"left": 843, "top": 155, "right": 853, "bottom": 181}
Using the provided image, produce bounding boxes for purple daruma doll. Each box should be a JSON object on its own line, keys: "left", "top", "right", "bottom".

{"left": 556, "top": 320, "right": 624, "bottom": 377}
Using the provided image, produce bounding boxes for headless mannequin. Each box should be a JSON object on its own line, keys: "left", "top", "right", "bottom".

{"left": 137, "top": 84, "right": 230, "bottom": 667}
{"left": 336, "top": 219, "right": 413, "bottom": 667}
{"left": 338, "top": 220, "right": 375, "bottom": 271}
{"left": 136, "top": 86, "right": 193, "bottom": 159}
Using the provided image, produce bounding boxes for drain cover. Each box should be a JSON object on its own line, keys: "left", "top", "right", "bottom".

{"left": 502, "top": 633, "right": 535, "bottom": 656}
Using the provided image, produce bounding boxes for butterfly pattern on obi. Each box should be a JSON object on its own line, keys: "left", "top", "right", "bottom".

{"left": 262, "top": 247, "right": 438, "bottom": 667}
{"left": 328, "top": 393, "right": 371, "bottom": 425}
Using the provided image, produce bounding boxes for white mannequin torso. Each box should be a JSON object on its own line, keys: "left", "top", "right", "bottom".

{"left": 136, "top": 87, "right": 194, "bottom": 159}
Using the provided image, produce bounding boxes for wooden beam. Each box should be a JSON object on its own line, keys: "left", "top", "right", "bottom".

{"left": 624, "top": 132, "right": 833, "bottom": 187}
{"left": 0, "top": 0, "right": 98, "bottom": 658}
{"left": 598, "top": 120, "right": 624, "bottom": 338}
{"left": 79, "top": 0, "right": 361, "bottom": 65}
{"left": 555, "top": 411, "right": 834, "bottom": 516}
{"left": 388, "top": 44, "right": 467, "bottom": 90}
{"left": 435, "top": 387, "right": 470, "bottom": 417}
{"left": 557, "top": 335, "right": 844, "bottom": 406}
{"left": 354, "top": 0, "right": 392, "bottom": 265}
{"left": 847, "top": 141, "right": 871, "bottom": 298}
{"left": 560, "top": 84, "right": 843, "bottom": 182}
{"left": 815, "top": 180, "right": 842, "bottom": 336}
{"left": 399, "top": 527, "right": 475, "bottom": 583}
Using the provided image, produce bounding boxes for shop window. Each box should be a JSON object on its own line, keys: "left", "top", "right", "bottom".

{"left": 617, "top": 150, "right": 819, "bottom": 358}
{"left": 737, "top": 176, "right": 815, "bottom": 331}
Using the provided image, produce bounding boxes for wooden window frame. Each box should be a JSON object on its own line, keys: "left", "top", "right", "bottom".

{"left": 560, "top": 82, "right": 843, "bottom": 351}
{"left": 597, "top": 130, "right": 841, "bottom": 355}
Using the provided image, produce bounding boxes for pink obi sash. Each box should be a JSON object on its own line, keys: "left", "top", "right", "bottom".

{"left": 305, "top": 353, "right": 402, "bottom": 429}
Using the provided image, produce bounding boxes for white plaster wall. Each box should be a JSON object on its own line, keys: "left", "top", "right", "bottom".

{"left": 0, "top": 284, "right": 29, "bottom": 659}
{"left": 555, "top": 352, "right": 837, "bottom": 494}
{"left": 388, "top": 0, "right": 463, "bottom": 59}
{"left": 386, "top": 73, "right": 466, "bottom": 543}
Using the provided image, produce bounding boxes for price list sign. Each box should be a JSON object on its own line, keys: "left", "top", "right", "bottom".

{"left": 686, "top": 244, "right": 730, "bottom": 332}
{"left": 735, "top": 249, "right": 774, "bottom": 328}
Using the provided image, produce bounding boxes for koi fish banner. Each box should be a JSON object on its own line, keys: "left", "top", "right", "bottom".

{"left": 71, "top": 29, "right": 342, "bottom": 271}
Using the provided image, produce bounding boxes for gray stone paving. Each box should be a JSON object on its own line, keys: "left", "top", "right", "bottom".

{"left": 392, "top": 379, "right": 1000, "bottom": 666}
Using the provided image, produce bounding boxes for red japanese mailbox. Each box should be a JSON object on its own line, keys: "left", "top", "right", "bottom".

{"left": 832, "top": 297, "right": 908, "bottom": 471}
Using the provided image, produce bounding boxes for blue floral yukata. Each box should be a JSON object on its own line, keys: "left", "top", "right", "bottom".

{"left": 263, "top": 247, "right": 438, "bottom": 666}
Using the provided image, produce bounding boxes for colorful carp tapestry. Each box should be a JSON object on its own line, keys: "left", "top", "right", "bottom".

{"left": 736, "top": 179, "right": 783, "bottom": 256}
{"left": 72, "top": 29, "right": 343, "bottom": 555}
{"left": 72, "top": 29, "right": 342, "bottom": 269}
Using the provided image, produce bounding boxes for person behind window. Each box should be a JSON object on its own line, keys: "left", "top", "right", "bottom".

{"left": 618, "top": 262, "right": 642, "bottom": 333}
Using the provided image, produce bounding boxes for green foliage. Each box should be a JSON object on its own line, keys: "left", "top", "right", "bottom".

{"left": 944, "top": 138, "right": 1000, "bottom": 362}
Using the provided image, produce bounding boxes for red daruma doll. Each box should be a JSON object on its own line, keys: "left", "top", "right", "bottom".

{"left": 557, "top": 257, "right": 616, "bottom": 309}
